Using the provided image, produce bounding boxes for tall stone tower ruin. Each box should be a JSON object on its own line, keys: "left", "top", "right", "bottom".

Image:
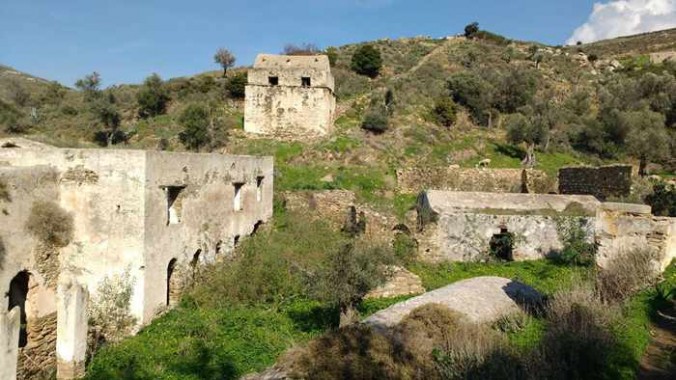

{"left": 244, "top": 54, "right": 336, "bottom": 138}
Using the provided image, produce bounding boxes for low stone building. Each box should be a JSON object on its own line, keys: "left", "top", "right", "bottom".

{"left": 416, "top": 190, "right": 675, "bottom": 269}
{"left": 0, "top": 141, "right": 273, "bottom": 378}
{"left": 244, "top": 54, "right": 336, "bottom": 138}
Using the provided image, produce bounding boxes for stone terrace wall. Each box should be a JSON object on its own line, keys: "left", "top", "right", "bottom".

{"left": 559, "top": 165, "right": 632, "bottom": 200}
{"left": 397, "top": 167, "right": 552, "bottom": 194}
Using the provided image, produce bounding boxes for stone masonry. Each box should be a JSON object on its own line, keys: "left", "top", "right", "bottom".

{"left": 245, "top": 54, "right": 336, "bottom": 138}
{"left": 558, "top": 165, "right": 632, "bottom": 200}
{"left": 0, "top": 139, "right": 274, "bottom": 378}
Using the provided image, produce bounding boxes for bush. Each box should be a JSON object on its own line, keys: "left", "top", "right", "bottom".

{"left": 136, "top": 73, "right": 169, "bottom": 118}
{"left": 224, "top": 72, "right": 247, "bottom": 99}
{"left": 393, "top": 233, "right": 417, "bottom": 264}
{"left": 351, "top": 45, "right": 383, "bottom": 78}
{"left": 25, "top": 201, "right": 73, "bottom": 247}
{"left": 89, "top": 270, "right": 137, "bottom": 351}
{"left": 361, "top": 108, "right": 389, "bottom": 134}
{"left": 432, "top": 97, "right": 457, "bottom": 127}
{"left": 178, "top": 104, "right": 211, "bottom": 152}
{"left": 553, "top": 217, "right": 596, "bottom": 266}
{"left": 645, "top": 182, "right": 676, "bottom": 217}
{"left": 597, "top": 248, "right": 660, "bottom": 303}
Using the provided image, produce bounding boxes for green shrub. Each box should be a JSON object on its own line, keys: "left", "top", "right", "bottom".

{"left": 351, "top": 44, "right": 383, "bottom": 78}
{"left": 432, "top": 96, "right": 458, "bottom": 127}
{"left": 89, "top": 270, "right": 137, "bottom": 355}
{"left": 393, "top": 233, "right": 417, "bottom": 264}
{"left": 178, "top": 104, "right": 211, "bottom": 152}
{"left": 361, "top": 108, "right": 389, "bottom": 134}
{"left": 136, "top": 73, "right": 169, "bottom": 118}
{"left": 25, "top": 200, "right": 73, "bottom": 247}
{"left": 645, "top": 182, "right": 676, "bottom": 217}
{"left": 224, "top": 72, "right": 247, "bottom": 99}
{"left": 553, "top": 217, "right": 596, "bottom": 266}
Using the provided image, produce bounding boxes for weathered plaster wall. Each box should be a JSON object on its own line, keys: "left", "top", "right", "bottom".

{"left": 56, "top": 277, "right": 88, "bottom": 379}
{"left": 0, "top": 148, "right": 148, "bottom": 323}
{"left": 244, "top": 54, "right": 335, "bottom": 138}
{"left": 419, "top": 211, "right": 594, "bottom": 262}
{"left": 143, "top": 152, "right": 273, "bottom": 321}
{"left": 396, "top": 167, "right": 553, "bottom": 194}
{"left": 0, "top": 307, "right": 20, "bottom": 380}
{"left": 559, "top": 165, "right": 632, "bottom": 200}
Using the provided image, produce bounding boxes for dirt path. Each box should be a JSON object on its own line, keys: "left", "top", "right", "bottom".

{"left": 637, "top": 302, "right": 676, "bottom": 380}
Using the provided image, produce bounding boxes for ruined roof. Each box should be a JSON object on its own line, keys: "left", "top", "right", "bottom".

{"left": 253, "top": 54, "right": 331, "bottom": 71}
{"left": 423, "top": 190, "right": 601, "bottom": 216}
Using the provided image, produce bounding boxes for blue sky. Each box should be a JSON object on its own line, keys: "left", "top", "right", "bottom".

{"left": 0, "top": 1, "right": 673, "bottom": 87}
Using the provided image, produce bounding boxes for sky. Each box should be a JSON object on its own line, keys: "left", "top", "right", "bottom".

{"left": 1, "top": 0, "right": 674, "bottom": 87}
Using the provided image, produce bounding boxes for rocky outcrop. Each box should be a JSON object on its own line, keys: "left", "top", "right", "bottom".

{"left": 363, "top": 276, "right": 541, "bottom": 328}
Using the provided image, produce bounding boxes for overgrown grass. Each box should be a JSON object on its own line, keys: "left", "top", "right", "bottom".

{"left": 409, "top": 260, "right": 593, "bottom": 296}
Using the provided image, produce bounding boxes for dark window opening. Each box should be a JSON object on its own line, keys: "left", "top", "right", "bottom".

{"left": 190, "top": 250, "right": 201, "bottom": 280}
{"left": 8, "top": 271, "right": 29, "bottom": 347}
{"left": 489, "top": 227, "right": 514, "bottom": 261}
{"left": 301, "top": 77, "right": 311, "bottom": 87}
{"left": 251, "top": 220, "right": 263, "bottom": 236}
{"left": 215, "top": 241, "right": 223, "bottom": 255}
{"left": 165, "top": 186, "right": 185, "bottom": 225}
{"left": 233, "top": 183, "right": 244, "bottom": 211}
{"left": 268, "top": 76, "right": 279, "bottom": 86}
{"left": 256, "top": 176, "right": 264, "bottom": 202}
{"left": 166, "top": 259, "right": 177, "bottom": 306}
{"left": 234, "top": 235, "right": 240, "bottom": 247}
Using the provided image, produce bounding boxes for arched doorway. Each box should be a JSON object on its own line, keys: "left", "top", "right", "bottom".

{"left": 8, "top": 271, "right": 29, "bottom": 347}
{"left": 190, "top": 250, "right": 201, "bottom": 281}
{"left": 166, "top": 259, "right": 179, "bottom": 306}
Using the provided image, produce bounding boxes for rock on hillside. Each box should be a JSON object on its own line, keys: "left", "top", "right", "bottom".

{"left": 363, "top": 276, "right": 542, "bottom": 328}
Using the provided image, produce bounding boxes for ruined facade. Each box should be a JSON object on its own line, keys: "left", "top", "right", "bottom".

{"left": 244, "top": 54, "right": 336, "bottom": 138}
{"left": 417, "top": 190, "right": 675, "bottom": 268}
{"left": 558, "top": 164, "right": 632, "bottom": 200}
{"left": 0, "top": 140, "right": 273, "bottom": 378}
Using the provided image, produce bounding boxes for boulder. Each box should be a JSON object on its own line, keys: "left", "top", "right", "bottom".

{"left": 363, "top": 276, "right": 541, "bottom": 328}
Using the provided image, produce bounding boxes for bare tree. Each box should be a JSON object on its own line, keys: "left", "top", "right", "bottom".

{"left": 214, "top": 48, "right": 236, "bottom": 77}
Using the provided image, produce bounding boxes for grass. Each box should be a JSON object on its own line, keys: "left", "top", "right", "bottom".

{"left": 409, "top": 260, "right": 594, "bottom": 296}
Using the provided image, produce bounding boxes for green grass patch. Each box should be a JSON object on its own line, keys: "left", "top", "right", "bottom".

{"left": 409, "top": 260, "right": 593, "bottom": 296}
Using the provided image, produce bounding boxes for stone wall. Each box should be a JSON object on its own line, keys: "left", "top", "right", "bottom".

{"left": 396, "top": 167, "right": 552, "bottom": 194}
{"left": 282, "top": 190, "right": 399, "bottom": 243}
{"left": 0, "top": 307, "right": 20, "bottom": 380}
{"left": 19, "top": 312, "right": 57, "bottom": 379}
{"left": 595, "top": 202, "right": 676, "bottom": 270}
{"left": 244, "top": 54, "right": 335, "bottom": 138}
{"left": 558, "top": 165, "right": 632, "bottom": 200}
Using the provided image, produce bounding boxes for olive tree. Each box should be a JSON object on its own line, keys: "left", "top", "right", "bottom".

{"left": 178, "top": 104, "right": 211, "bottom": 152}
{"left": 214, "top": 48, "right": 236, "bottom": 77}
{"left": 622, "top": 109, "right": 669, "bottom": 176}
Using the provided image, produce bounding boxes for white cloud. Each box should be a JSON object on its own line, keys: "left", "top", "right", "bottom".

{"left": 567, "top": 0, "right": 676, "bottom": 44}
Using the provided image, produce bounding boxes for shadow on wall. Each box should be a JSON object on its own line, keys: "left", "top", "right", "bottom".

{"left": 501, "top": 281, "right": 544, "bottom": 315}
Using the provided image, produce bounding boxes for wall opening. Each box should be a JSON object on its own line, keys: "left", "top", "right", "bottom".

{"left": 165, "top": 186, "right": 185, "bottom": 225}
{"left": 256, "top": 176, "right": 264, "bottom": 202}
{"left": 215, "top": 241, "right": 223, "bottom": 255}
{"left": 301, "top": 77, "right": 311, "bottom": 87}
{"left": 8, "top": 271, "right": 29, "bottom": 347}
{"left": 251, "top": 221, "right": 263, "bottom": 236}
{"left": 489, "top": 227, "right": 514, "bottom": 261}
{"left": 234, "top": 235, "right": 240, "bottom": 247}
{"left": 166, "top": 259, "right": 178, "bottom": 306}
{"left": 268, "top": 76, "right": 279, "bottom": 86}
{"left": 190, "top": 250, "right": 201, "bottom": 281}
{"left": 233, "top": 183, "right": 244, "bottom": 211}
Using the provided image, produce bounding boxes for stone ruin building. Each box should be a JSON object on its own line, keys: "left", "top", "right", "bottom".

{"left": 0, "top": 139, "right": 273, "bottom": 379}
{"left": 244, "top": 54, "right": 336, "bottom": 138}
{"left": 416, "top": 190, "right": 676, "bottom": 269}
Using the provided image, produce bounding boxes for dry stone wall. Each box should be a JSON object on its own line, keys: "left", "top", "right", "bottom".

{"left": 559, "top": 165, "right": 632, "bottom": 200}
{"left": 19, "top": 312, "right": 57, "bottom": 379}
{"left": 397, "top": 167, "right": 552, "bottom": 194}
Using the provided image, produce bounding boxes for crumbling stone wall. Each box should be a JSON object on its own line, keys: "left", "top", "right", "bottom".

{"left": 596, "top": 202, "right": 676, "bottom": 270}
{"left": 282, "top": 190, "right": 398, "bottom": 243}
{"left": 397, "top": 167, "right": 552, "bottom": 194}
{"left": 18, "top": 312, "right": 57, "bottom": 379}
{"left": 245, "top": 54, "right": 335, "bottom": 138}
{"left": 0, "top": 307, "right": 20, "bottom": 380}
{"left": 559, "top": 165, "right": 632, "bottom": 200}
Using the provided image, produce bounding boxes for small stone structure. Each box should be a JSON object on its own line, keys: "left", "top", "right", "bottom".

{"left": 364, "top": 276, "right": 542, "bottom": 328}
{"left": 417, "top": 190, "right": 676, "bottom": 268}
{"left": 365, "top": 266, "right": 425, "bottom": 299}
{"left": 396, "top": 167, "right": 552, "bottom": 194}
{"left": 244, "top": 54, "right": 336, "bottom": 138}
{"left": 0, "top": 140, "right": 274, "bottom": 378}
{"left": 558, "top": 164, "right": 632, "bottom": 200}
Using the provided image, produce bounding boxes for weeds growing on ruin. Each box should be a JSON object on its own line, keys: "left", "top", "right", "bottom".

{"left": 25, "top": 200, "right": 74, "bottom": 247}
{"left": 597, "top": 248, "right": 660, "bottom": 303}
{"left": 88, "top": 270, "right": 137, "bottom": 354}
{"left": 552, "top": 216, "right": 596, "bottom": 266}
